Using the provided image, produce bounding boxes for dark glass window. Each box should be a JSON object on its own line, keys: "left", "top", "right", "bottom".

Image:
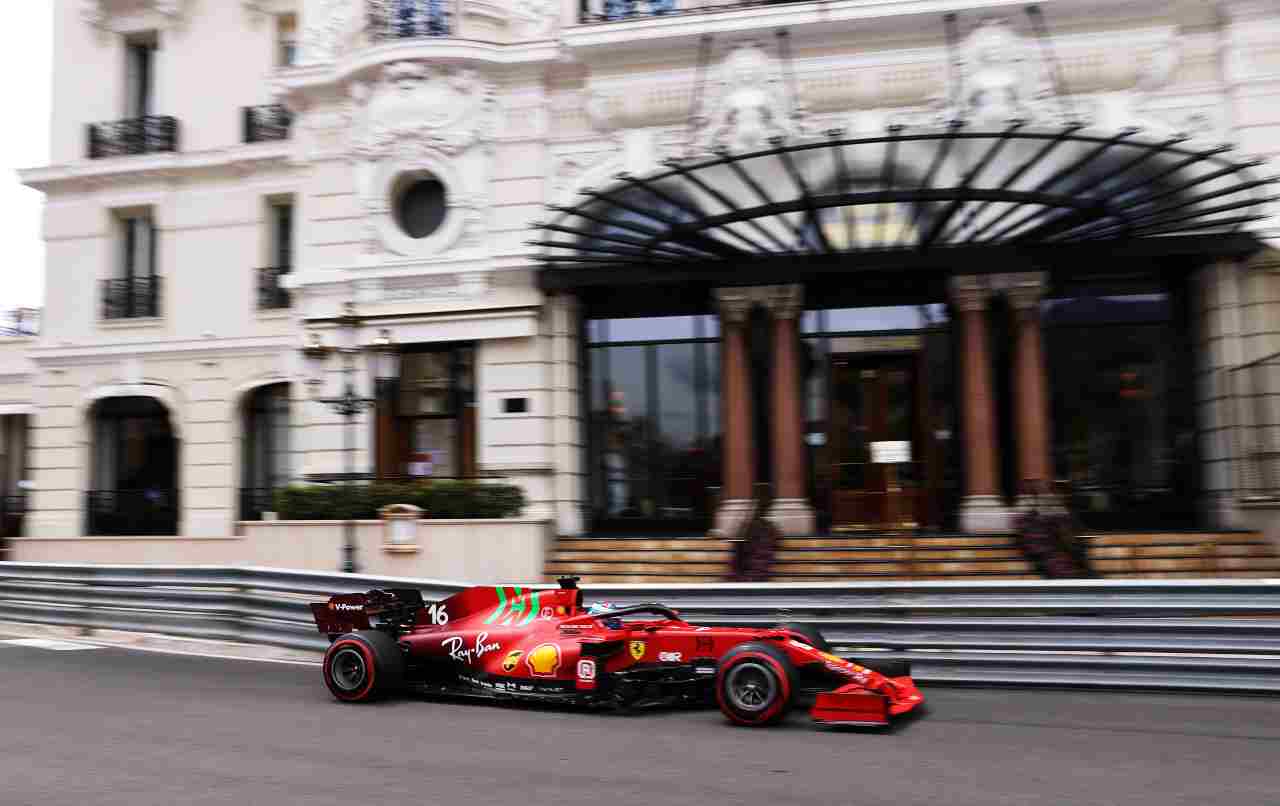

{"left": 396, "top": 178, "right": 447, "bottom": 239}
{"left": 1044, "top": 287, "right": 1194, "bottom": 528}
{"left": 586, "top": 315, "right": 720, "bottom": 530}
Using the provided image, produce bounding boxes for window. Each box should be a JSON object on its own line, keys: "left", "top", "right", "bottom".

{"left": 103, "top": 210, "right": 160, "bottom": 319}
{"left": 276, "top": 14, "right": 297, "bottom": 67}
{"left": 586, "top": 316, "right": 721, "bottom": 529}
{"left": 119, "top": 212, "right": 155, "bottom": 280}
{"left": 125, "top": 35, "right": 156, "bottom": 119}
{"left": 270, "top": 201, "right": 293, "bottom": 269}
{"left": 377, "top": 345, "right": 476, "bottom": 479}
{"left": 395, "top": 177, "right": 448, "bottom": 240}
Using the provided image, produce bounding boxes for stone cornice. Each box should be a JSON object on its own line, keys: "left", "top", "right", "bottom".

{"left": 19, "top": 143, "right": 296, "bottom": 194}
{"left": 276, "top": 40, "right": 560, "bottom": 110}
{"left": 27, "top": 335, "right": 300, "bottom": 367}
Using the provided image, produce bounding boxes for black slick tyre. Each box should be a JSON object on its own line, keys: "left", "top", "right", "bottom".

{"left": 715, "top": 642, "right": 797, "bottom": 727}
{"left": 322, "top": 630, "right": 405, "bottom": 703}
{"left": 777, "top": 622, "right": 831, "bottom": 653}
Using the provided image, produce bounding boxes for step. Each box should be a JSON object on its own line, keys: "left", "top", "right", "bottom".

{"left": 1083, "top": 532, "right": 1263, "bottom": 547}
{"left": 545, "top": 561, "right": 730, "bottom": 576}
{"left": 778, "top": 535, "right": 1017, "bottom": 550}
{"left": 769, "top": 573, "right": 1043, "bottom": 582}
{"left": 554, "top": 539, "right": 735, "bottom": 552}
{"left": 564, "top": 574, "right": 731, "bottom": 584}
{"left": 1099, "top": 570, "right": 1280, "bottom": 579}
{"left": 1088, "top": 544, "right": 1276, "bottom": 560}
{"left": 771, "top": 560, "right": 1035, "bottom": 575}
{"left": 550, "top": 550, "right": 734, "bottom": 563}
{"left": 1090, "top": 557, "right": 1277, "bottom": 573}
{"left": 773, "top": 548, "right": 1024, "bottom": 562}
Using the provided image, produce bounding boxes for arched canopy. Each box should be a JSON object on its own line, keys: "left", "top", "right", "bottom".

{"left": 536, "top": 124, "right": 1277, "bottom": 290}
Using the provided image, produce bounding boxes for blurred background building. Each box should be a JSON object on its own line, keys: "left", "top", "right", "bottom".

{"left": 3, "top": 0, "right": 1280, "bottom": 560}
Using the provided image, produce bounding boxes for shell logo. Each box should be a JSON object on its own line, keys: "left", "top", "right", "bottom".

{"left": 526, "top": 643, "right": 561, "bottom": 677}
{"left": 501, "top": 650, "right": 524, "bottom": 673}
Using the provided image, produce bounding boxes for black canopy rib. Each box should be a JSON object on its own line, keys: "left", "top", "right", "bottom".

{"left": 775, "top": 139, "right": 831, "bottom": 253}
{"left": 942, "top": 123, "right": 1084, "bottom": 243}
{"left": 919, "top": 120, "right": 1024, "bottom": 249}
{"left": 980, "top": 127, "right": 1141, "bottom": 243}
{"left": 898, "top": 120, "right": 965, "bottom": 249}
{"left": 721, "top": 151, "right": 807, "bottom": 248}
{"left": 872, "top": 127, "right": 903, "bottom": 250}
{"left": 535, "top": 125, "right": 1270, "bottom": 281}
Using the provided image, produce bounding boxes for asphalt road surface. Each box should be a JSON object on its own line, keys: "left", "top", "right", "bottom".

{"left": 2, "top": 638, "right": 1278, "bottom": 806}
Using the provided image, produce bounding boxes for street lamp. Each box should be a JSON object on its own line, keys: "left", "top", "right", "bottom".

{"left": 300, "top": 302, "right": 399, "bottom": 573}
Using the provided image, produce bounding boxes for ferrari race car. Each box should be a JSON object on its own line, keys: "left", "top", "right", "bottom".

{"left": 311, "top": 577, "right": 924, "bottom": 727}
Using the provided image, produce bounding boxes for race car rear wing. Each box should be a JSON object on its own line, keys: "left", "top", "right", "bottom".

{"left": 310, "top": 588, "right": 426, "bottom": 638}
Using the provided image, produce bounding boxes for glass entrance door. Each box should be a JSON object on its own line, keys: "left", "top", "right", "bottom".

{"left": 827, "top": 354, "right": 925, "bottom": 531}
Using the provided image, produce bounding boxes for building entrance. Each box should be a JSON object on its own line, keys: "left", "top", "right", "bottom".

{"left": 827, "top": 352, "right": 936, "bottom": 531}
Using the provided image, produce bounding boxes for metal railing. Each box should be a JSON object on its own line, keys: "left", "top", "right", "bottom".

{"left": 256, "top": 266, "right": 292, "bottom": 310}
{"left": 1, "top": 564, "right": 1278, "bottom": 692}
{"left": 85, "top": 490, "right": 179, "bottom": 536}
{"left": 101, "top": 276, "right": 162, "bottom": 320}
{"left": 367, "top": 0, "right": 452, "bottom": 41}
{"left": 87, "top": 115, "right": 179, "bottom": 159}
{"left": 578, "top": 0, "right": 805, "bottom": 23}
{"left": 242, "top": 104, "right": 293, "bottom": 143}
{"left": 1226, "top": 351, "right": 1280, "bottom": 501}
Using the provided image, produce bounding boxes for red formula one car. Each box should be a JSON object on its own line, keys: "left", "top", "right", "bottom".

{"left": 311, "top": 577, "right": 924, "bottom": 727}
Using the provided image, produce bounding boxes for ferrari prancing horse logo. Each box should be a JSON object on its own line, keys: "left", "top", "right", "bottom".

{"left": 629, "top": 640, "right": 646, "bottom": 661}
{"left": 501, "top": 650, "right": 523, "bottom": 673}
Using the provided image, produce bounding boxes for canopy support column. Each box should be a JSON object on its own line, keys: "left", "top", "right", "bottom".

{"left": 712, "top": 288, "right": 756, "bottom": 537}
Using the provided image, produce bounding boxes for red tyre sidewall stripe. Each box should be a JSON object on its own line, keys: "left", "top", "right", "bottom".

{"left": 324, "top": 638, "right": 378, "bottom": 702}
{"left": 717, "top": 651, "right": 791, "bottom": 725}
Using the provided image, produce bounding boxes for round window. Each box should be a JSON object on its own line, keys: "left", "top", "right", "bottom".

{"left": 394, "top": 177, "right": 448, "bottom": 240}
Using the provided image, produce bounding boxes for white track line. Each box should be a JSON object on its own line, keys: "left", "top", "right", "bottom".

{"left": 1, "top": 638, "right": 102, "bottom": 651}
{"left": 101, "top": 642, "right": 321, "bottom": 667}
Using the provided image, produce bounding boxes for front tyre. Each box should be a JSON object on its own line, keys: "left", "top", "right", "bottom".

{"left": 322, "top": 631, "right": 405, "bottom": 703}
{"left": 715, "top": 642, "right": 796, "bottom": 727}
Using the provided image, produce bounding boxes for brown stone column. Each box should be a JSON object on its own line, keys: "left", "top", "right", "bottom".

{"left": 763, "top": 285, "right": 815, "bottom": 535}
{"left": 1009, "top": 273, "right": 1056, "bottom": 508}
{"left": 712, "top": 288, "right": 755, "bottom": 536}
{"left": 950, "top": 276, "right": 1009, "bottom": 531}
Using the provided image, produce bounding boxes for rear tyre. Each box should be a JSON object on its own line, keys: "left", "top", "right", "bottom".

{"left": 322, "top": 630, "right": 405, "bottom": 703}
{"left": 777, "top": 622, "right": 831, "bottom": 653}
{"left": 715, "top": 642, "right": 796, "bottom": 727}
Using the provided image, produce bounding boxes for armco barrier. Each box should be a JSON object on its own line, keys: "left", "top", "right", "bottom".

{"left": 1, "top": 563, "right": 1279, "bottom": 692}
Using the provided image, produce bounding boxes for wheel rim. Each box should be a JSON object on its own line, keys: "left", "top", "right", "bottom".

{"left": 331, "top": 647, "right": 368, "bottom": 692}
{"left": 725, "top": 661, "right": 777, "bottom": 713}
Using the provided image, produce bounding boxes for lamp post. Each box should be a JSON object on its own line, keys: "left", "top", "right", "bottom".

{"left": 300, "top": 302, "right": 399, "bottom": 573}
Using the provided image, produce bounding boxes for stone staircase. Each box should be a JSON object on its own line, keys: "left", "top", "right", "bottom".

{"left": 1085, "top": 531, "right": 1280, "bottom": 578}
{"left": 544, "top": 533, "right": 1039, "bottom": 583}
{"left": 545, "top": 538, "right": 737, "bottom": 583}
{"left": 768, "top": 533, "right": 1038, "bottom": 581}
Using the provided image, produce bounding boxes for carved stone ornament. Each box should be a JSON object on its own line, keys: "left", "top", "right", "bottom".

{"left": 694, "top": 41, "right": 806, "bottom": 154}
{"left": 303, "top": 0, "right": 363, "bottom": 63}
{"left": 933, "top": 18, "right": 1061, "bottom": 126}
{"left": 349, "top": 62, "right": 498, "bottom": 160}
{"left": 512, "top": 0, "right": 558, "bottom": 37}
{"left": 82, "top": 0, "right": 187, "bottom": 29}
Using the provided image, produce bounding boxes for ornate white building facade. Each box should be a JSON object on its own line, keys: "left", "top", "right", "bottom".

{"left": 4, "top": 0, "right": 1280, "bottom": 558}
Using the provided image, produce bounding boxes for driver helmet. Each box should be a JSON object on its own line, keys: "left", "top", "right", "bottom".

{"left": 587, "top": 601, "right": 624, "bottom": 630}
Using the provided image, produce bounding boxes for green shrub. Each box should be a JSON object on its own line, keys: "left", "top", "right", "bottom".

{"left": 272, "top": 480, "right": 526, "bottom": 521}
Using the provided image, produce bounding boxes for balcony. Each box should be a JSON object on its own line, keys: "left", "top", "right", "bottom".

{"left": 101, "top": 276, "right": 162, "bottom": 320}
{"left": 243, "top": 105, "right": 294, "bottom": 143}
{"left": 257, "top": 267, "right": 292, "bottom": 310}
{"left": 367, "top": 0, "right": 452, "bottom": 41}
{"left": 87, "top": 116, "right": 179, "bottom": 159}
{"left": 86, "top": 489, "right": 179, "bottom": 537}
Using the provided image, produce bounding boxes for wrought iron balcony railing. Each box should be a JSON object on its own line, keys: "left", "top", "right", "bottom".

{"left": 243, "top": 105, "right": 294, "bottom": 143}
{"left": 367, "top": 0, "right": 452, "bottom": 41}
{"left": 578, "top": 0, "right": 814, "bottom": 22}
{"left": 257, "top": 266, "right": 292, "bottom": 310}
{"left": 86, "top": 489, "right": 179, "bottom": 536}
{"left": 87, "top": 115, "right": 179, "bottom": 159}
{"left": 102, "top": 276, "right": 162, "bottom": 320}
